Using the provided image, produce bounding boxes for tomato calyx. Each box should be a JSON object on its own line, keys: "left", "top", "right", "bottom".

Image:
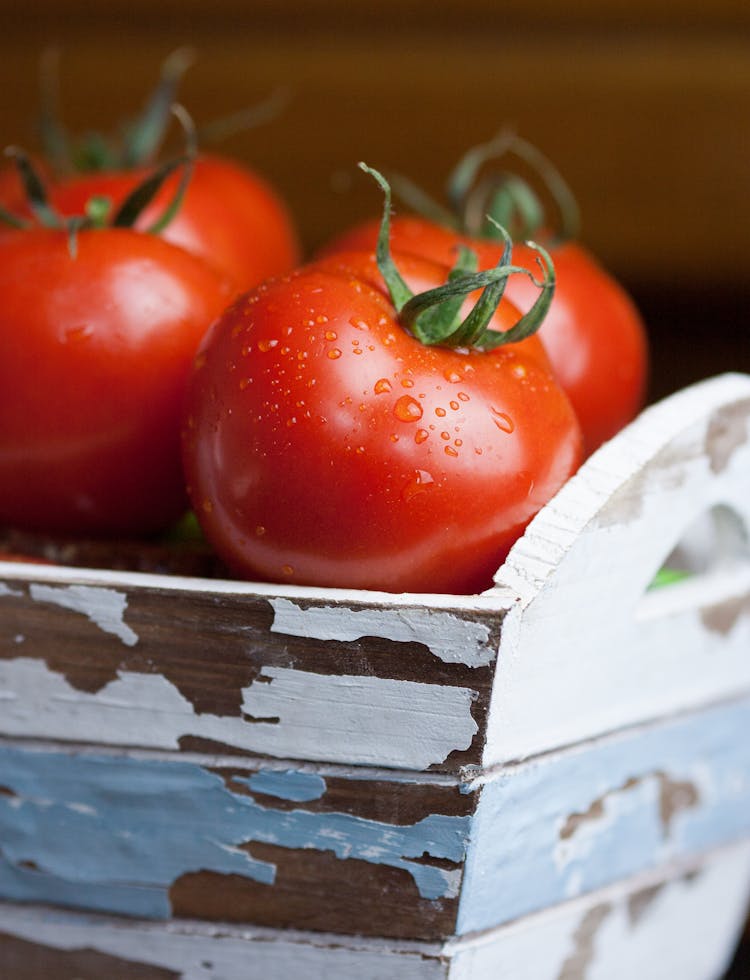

{"left": 37, "top": 47, "right": 290, "bottom": 177}
{"left": 360, "top": 162, "right": 555, "bottom": 351}
{"left": 1, "top": 105, "right": 197, "bottom": 253}
{"left": 389, "top": 132, "right": 581, "bottom": 248}
{"left": 38, "top": 47, "right": 195, "bottom": 175}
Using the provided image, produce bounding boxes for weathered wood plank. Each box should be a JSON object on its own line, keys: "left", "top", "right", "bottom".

{"left": 0, "top": 905, "right": 448, "bottom": 980}
{"left": 486, "top": 373, "right": 750, "bottom": 765}
{"left": 459, "top": 693, "right": 750, "bottom": 934}
{"left": 0, "top": 579, "right": 505, "bottom": 771}
{"left": 0, "top": 743, "right": 473, "bottom": 938}
{"left": 1, "top": 695, "right": 748, "bottom": 939}
{"left": 1, "top": 840, "right": 748, "bottom": 979}
{"left": 449, "top": 841, "right": 750, "bottom": 980}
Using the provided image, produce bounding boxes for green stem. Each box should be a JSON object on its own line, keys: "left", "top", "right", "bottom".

{"left": 112, "top": 104, "right": 196, "bottom": 232}
{"left": 388, "top": 171, "right": 459, "bottom": 230}
{"left": 196, "top": 86, "right": 291, "bottom": 145}
{"left": 446, "top": 127, "right": 515, "bottom": 216}
{"left": 360, "top": 164, "right": 554, "bottom": 350}
{"left": 121, "top": 47, "right": 195, "bottom": 168}
{"left": 503, "top": 136, "right": 581, "bottom": 244}
{"left": 37, "top": 46, "right": 73, "bottom": 174}
{"left": 357, "top": 162, "right": 413, "bottom": 312}
{"left": 4, "top": 146, "right": 62, "bottom": 228}
{"left": 474, "top": 240, "right": 555, "bottom": 350}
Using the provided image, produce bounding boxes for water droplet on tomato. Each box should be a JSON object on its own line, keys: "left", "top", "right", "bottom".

{"left": 394, "top": 395, "right": 423, "bottom": 422}
{"left": 239, "top": 378, "right": 252, "bottom": 390}
{"left": 374, "top": 378, "right": 392, "bottom": 394}
{"left": 401, "top": 469, "right": 435, "bottom": 502}
{"left": 327, "top": 348, "right": 342, "bottom": 360}
{"left": 458, "top": 391, "right": 470, "bottom": 402}
{"left": 415, "top": 428, "right": 429, "bottom": 444}
{"left": 65, "top": 324, "right": 93, "bottom": 343}
{"left": 444, "top": 446, "right": 459, "bottom": 458}
{"left": 435, "top": 407, "right": 447, "bottom": 418}
{"left": 201, "top": 499, "right": 213, "bottom": 514}
{"left": 325, "top": 330, "right": 338, "bottom": 341}
{"left": 281, "top": 564, "right": 295, "bottom": 576}
{"left": 443, "top": 368, "right": 462, "bottom": 383}
{"left": 491, "top": 407, "right": 515, "bottom": 433}
{"left": 400, "top": 378, "right": 415, "bottom": 388}
{"left": 255, "top": 525, "right": 266, "bottom": 536}
{"left": 258, "top": 338, "right": 278, "bottom": 352}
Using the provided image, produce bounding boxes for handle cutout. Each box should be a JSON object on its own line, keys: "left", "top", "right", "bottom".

{"left": 639, "top": 503, "right": 750, "bottom": 619}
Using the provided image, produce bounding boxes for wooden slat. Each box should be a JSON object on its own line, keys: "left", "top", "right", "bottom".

{"left": 0, "top": 743, "right": 472, "bottom": 938}
{"left": 0, "top": 571, "right": 503, "bottom": 771}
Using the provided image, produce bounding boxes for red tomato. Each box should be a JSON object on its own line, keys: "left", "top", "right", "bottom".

{"left": 47, "top": 153, "right": 301, "bottom": 292}
{"left": 0, "top": 227, "right": 233, "bottom": 536}
{"left": 322, "top": 215, "right": 648, "bottom": 454}
{"left": 182, "top": 251, "right": 582, "bottom": 594}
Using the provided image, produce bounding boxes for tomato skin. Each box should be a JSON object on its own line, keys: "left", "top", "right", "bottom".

{"left": 0, "top": 228, "right": 233, "bottom": 536}
{"left": 322, "top": 215, "right": 649, "bottom": 454}
{"left": 183, "top": 253, "right": 582, "bottom": 594}
{"left": 48, "top": 153, "right": 301, "bottom": 292}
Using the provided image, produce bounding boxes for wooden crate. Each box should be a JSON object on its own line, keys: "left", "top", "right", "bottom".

{"left": 1, "top": 372, "right": 749, "bottom": 979}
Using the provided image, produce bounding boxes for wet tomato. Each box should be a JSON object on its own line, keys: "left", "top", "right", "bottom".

{"left": 182, "top": 249, "right": 582, "bottom": 594}
{"left": 0, "top": 227, "right": 233, "bottom": 536}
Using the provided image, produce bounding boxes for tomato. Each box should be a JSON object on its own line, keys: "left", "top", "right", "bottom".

{"left": 322, "top": 213, "right": 648, "bottom": 455}
{"left": 42, "top": 153, "right": 300, "bottom": 292}
{"left": 0, "top": 227, "right": 233, "bottom": 536}
{"left": 182, "top": 250, "right": 582, "bottom": 594}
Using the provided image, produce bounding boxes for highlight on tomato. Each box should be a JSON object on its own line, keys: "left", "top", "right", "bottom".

{"left": 3, "top": 49, "right": 300, "bottom": 292}
{"left": 0, "top": 146, "right": 233, "bottom": 537}
{"left": 321, "top": 134, "right": 649, "bottom": 455}
{"left": 182, "top": 166, "right": 583, "bottom": 595}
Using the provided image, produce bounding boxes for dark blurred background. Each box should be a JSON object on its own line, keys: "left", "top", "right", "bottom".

{"left": 0, "top": 1, "right": 748, "bottom": 972}
{"left": 0, "top": 1, "right": 748, "bottom": 405}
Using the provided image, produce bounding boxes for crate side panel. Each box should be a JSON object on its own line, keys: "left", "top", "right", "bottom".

{"left": 450, "top": 840, "right": 750, "bottom": 980}
{"left": 0, "top": 744, "right": 475, "bottom": 939}
{"left": 458, "top": 693, "right": 750, "bottom": 935}
{"left": 0, "top": 585, "right": 501, "bottom": 771}
{"left": 486, "top": 374, "right": 750, "bottom": 764}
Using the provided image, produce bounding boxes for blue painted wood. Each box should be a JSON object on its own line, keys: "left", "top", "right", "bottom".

{"left": 458, "top": 694, "right": 750, "bottom": 934}
{"left": 0, "top": 748, "right": 471, "bottom": 920}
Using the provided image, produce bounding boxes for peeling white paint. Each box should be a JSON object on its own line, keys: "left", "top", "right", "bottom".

{"left": 28, "top": 584, "right": 139, "bottom": 647}
{"left": 270, "top": 598, "right": 496, "bottom": 668}
{"left": 0, "top": 657, "right": 477, "bottom": 769}
{"left": 0, "top": 902, "right": 446, "bottom": 979}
